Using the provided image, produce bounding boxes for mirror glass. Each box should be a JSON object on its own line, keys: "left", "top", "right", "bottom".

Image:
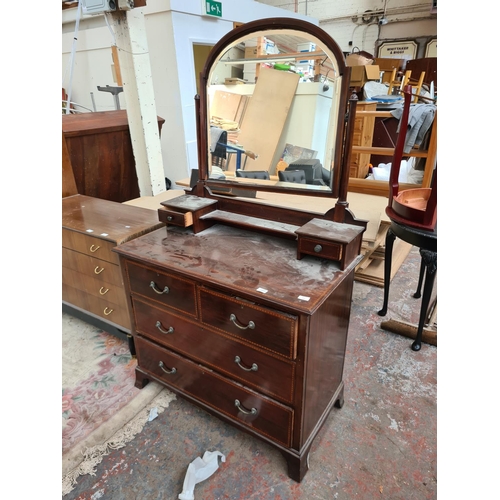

{"left": 204, "top": 28, "right": 345, "bottom": 195}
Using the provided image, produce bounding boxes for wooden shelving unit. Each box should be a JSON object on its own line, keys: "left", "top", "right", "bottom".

{"left": 348, "top": 109, "right": 437, "bottom": 197}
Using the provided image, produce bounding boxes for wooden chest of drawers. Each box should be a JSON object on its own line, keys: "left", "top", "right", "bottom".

{"left": 115, "top": 224, "right": 361, "bottom": 481}
{"left": 62, "top": 194, "right": 164, "bottom": 335}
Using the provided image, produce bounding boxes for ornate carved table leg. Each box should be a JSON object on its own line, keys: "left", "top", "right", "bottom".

{"left": 411, "top": 248, "right": 437, "bottom": 351}
{"left": 413, "top": 257, "right": 426, "bottom": 299}
{"left": 378, "top": 227, "right": 397, "bottom": 316}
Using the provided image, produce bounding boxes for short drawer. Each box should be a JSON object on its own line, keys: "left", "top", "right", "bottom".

{"left": 157, "top": 208, "right": 193, "bottom": 227}
{"left": 62, "top": 267, "right": 128, "bottom": 309}
{"left": 199, "top": 287, "right": 298, "bottom": 359}
{"left": 133, "top": 298, "right": 295, "bottom": 404}
{"left": 62, "top": 248, "right": 124, "bottom": 287}
{"left": 136, "top": 336, "right": 294, "bottom": 447}
{"left": 63, "top": 282, "right": 131, "bottom": 329}
{"left": 125, "top": 261, "right": 197, "bottom": 318}
{"left": 62, "top": 228, "right": 119, "bottom": 264}
{"left": 297, "top": 238, "right": 342, "bottom": 262}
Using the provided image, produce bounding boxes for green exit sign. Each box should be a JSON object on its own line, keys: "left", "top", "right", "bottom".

{"left": 205, "top": 0, "right": 222, "bottom": 18}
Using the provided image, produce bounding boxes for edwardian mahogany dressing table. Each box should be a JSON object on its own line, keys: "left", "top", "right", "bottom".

{"left": 114, "top": 18, "right": 367, "bottom": 482}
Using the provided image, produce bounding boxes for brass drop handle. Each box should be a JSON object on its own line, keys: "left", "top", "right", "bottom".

{"left": 99, "top": 287, "right": 109, "bottom": 295}
{"left": 150, "top": 281, "right": 170, "bottom": 295}
{"left": 90, "top": 244, "right": 100, "bottom": 253}
{"left": 229, "top": 314, "right": 255, "bottom": 330}
{"left": 103, "top": 307, "right": 113, "bottom": 316}
{"left": 156, "top": 321, "right": 174, "bottom": 334}
{"left": 94, "top": 266, "right": 104, "bottom": 275}
{"left": 235, "top": 399, "right": 257, "bottom": 416}
{"left": 159, "top": 361, "right": 176, "bottom": 375}
{"left": 234, "top": 356, "right": 258, "bottom": 372}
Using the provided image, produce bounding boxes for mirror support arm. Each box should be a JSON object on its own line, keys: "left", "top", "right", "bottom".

{"left": 334, "top": 98, "right": 358, "bottom": 222}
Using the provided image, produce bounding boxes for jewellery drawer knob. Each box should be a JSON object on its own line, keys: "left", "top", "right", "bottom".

{"left": 155, "top": 321, "right": 174, "bottom": 334}
{"left": 235, "top": 399, "right": 257, "bottom": 416}
{"left": 90, "top": 244, "right": 100, "bottom": 253}
{"left": 159, "top": 361, "right": 176, "bottom": 375}
{"left": 167, "top": 216, "right": 173, "bottom": 222}
{"left": 150, "top": 281, "right": 170, "bottom": 295}
{"left": 229, "top": 313, "right": 255, "bottom": 330}
{"left": 94, "top": 266, "right": 104, "bottom": 275}
{"left": 314, "top": 244, "right": 323, "bottom": 253}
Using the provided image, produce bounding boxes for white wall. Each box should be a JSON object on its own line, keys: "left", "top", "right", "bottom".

{"left": 62, "top": 0, "right": 316, "bottom": 187}
{"left": 255, "top": 0, "right": 437, "bottom": 56}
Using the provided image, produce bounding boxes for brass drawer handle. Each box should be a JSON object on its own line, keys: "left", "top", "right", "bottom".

{"left": 234, "top": 356, "right": 258, "bottom": 372}
{"left": 229, "top": 314, "right": 255, "bottom": 330}
{"left": 103, "top": 307, "right": 113, "bottom": 316}
{"left": 155, "top": 321, "right": 174, "bottom": 335}
{"left": 90, "top": 244, "right": 100, "bottom": 253}
{"left": 94, "top": 266, "right": 104, "bottom": 275}
{"left": 159, "top": 361, "right": 176, "bottom": 375}
{"left": 150, "top": 281, "right": 170, "bottom": 295}
{"left": 99, "top": 287, "right": 109, "bottom": 295}
{"left": 235, "top": 399, "right": 257, "bottom": 416}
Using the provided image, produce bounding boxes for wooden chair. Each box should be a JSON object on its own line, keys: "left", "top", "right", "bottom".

{"left": 387, "top": 70, "right": 425, "bottom": 103}
{"left": 378, "top": 85, "right": 437, "bottom": 351}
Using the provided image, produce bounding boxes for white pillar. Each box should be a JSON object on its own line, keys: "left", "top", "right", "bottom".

{"left": 107, "top": 9, "right": 165, "bottom": 196}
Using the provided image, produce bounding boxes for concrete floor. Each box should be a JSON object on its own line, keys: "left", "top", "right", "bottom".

{"left": 63, "top": 246, "right": 437, "bottom": 500}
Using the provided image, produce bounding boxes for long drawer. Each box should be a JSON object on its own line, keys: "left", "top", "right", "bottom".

{"left": 63, "top": 282, "right": 131, "bottom": 328}
{"left": 126, "top": 261, "right": 197, "bottom": 318}
{"left": 135, "top": 336, "right": 294, "bottom": 447}
{"left": 133, "top": 298, "right": 295, "bottom": 404}
{"left": 199, "top": 287, "right": 298, "bottom": 359}
{"left": 62, "top": 266, "right": 128, "bottom": 308}
{"left": 62, "top": 228, "right": 119, "bottom": 265}
{"left": 62, "top": 247, "right": 124, "bottom": 287}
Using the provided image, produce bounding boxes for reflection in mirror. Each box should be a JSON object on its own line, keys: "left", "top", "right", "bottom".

{"left": 205, "top": 29, "right": 343, "bottom": 194}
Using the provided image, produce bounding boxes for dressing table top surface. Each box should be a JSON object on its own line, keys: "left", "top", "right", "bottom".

{"left": 114, "top": 225, "right": 358, "bottom": 315}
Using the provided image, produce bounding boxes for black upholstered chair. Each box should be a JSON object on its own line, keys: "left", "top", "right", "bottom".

{"left": 278, "top": 169, "right": 307, "bottom": 184}
{"left": 235, "top": 170, "right": 270, "bottom": 180}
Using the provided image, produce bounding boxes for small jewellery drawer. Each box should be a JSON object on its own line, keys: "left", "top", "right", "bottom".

{"left": 199, "top": 288, "right": 298, "bottom": 359}
{"left": 157, "top": 208, "right": 193, "bottom": 227}
{"left": 62, "top": 248, "right": 124, "bottom": 287}
{"left": 126, "top": 261, "right": 197, "bottom": 318}
{"left": 62, "top": 228, "right": 119, "bottom": 264}
{"left": 135, "top": 336, "right": 294, "bottom": 447}
{"left": 133, "top": 298, "right": 295, "bottom": 403}
{"left": 297, "top": 238, "right": 342, "bottom": 261}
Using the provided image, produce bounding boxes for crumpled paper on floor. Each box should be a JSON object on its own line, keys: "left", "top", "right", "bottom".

{"left": 178, "top": 450, "right": 226, "bottom": 500}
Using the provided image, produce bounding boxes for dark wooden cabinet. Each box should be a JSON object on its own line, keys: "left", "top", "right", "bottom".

{"left": 115, "top": 224, "right": 360, "bottom": 481}
{"left": 62, "top": 111, "right": 165, "bottom": 203}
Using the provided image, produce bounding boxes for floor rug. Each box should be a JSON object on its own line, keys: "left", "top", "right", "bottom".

{"left": 62, "top": 313, "right": 176, "bottom": 496}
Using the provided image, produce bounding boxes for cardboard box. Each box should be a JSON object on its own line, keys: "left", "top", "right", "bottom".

{"left": 345, "top": 52, "right": 374, "bottom": 66}
{"left": 349, "top": 65, "right": 380, "bottom": 87}
{"left": 245, "top": 47, "right": 258, "bottom": 58}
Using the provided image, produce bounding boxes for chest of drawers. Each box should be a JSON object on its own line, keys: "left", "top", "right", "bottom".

{"left": 115, "top": 224, "right": 360, "bottom": 481}
{"left": 62, "top": 195, "right": 164, "bottom": 335}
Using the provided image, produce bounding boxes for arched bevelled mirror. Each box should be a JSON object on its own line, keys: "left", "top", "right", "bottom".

{"left": 194, "top": 18, "right": 356, "bottom": 208}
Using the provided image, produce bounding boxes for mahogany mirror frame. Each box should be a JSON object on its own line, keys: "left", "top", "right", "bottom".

{"left": 190, "top": 17, "right": 361, "bottom": 226}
